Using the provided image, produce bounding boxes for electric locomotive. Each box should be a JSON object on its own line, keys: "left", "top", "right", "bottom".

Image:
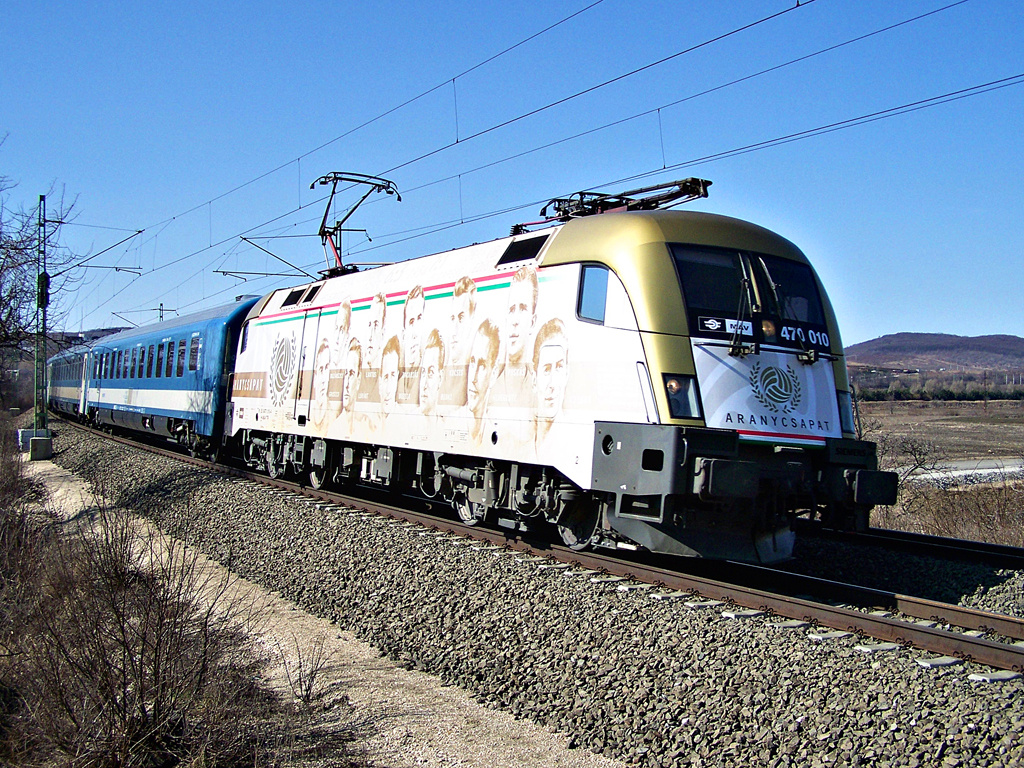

{"left": 225, "top": 179, "right": 896, "bottom": 563}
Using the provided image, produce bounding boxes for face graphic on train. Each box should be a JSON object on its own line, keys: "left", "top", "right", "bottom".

{"left": 380, "top": 340, "right": 401, "bottom": 413}
{"left": 312, "top": 339, "right": 332, "bottom": 425}
{"left": 449, "top": 278, "right": 477, "bottom": 366}
{"left": 403, "top": 288, "right": 425, "bottom": 369}
{"left": 536, "top": 341, "right": 568, "bottom": 421}
{"left": 342, "top": 342, "right": 361, "bottom": 413}
{"left": 418, "top": 335, "right": 444, "bottom": 416}
{"left": 365, "top": 295, "right": 386, "bottom": 368}
{"left": 505, "top": 273, "right": 537, "bottom": 366}
{"left": 466, "top": 321, "right": 499, "bottom": 418}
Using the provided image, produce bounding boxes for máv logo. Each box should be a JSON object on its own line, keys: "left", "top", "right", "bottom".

{"left": 269, "top": 333, "right": 297, "bottom": 408}
{"left": 749, "top": 362, "right": 802, "bottom": 414}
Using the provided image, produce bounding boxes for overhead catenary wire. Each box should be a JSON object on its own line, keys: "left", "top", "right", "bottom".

{"left": 92, "top": 61, "right": 1019, "bottom": 326}
{"left": 78, "top": 2, "right": 997, "bottom": 326}
{"left": 95, "top": 1, "right": 822, "bottom": 318}
{"left": 131, "top": 0, "right": 611, "bottom": 235}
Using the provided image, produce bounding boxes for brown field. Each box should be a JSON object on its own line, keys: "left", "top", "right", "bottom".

{"left": 857, "top": 399, "right": 1024, "bottom": 460}
{"left": 856, "top": 401, "right": 1024, "bottom": 545}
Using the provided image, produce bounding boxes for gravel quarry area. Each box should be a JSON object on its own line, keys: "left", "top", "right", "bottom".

{"left": 48, "top": 426, "right": 1024, "bottom": 767}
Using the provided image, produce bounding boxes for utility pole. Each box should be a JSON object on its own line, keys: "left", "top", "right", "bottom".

{"left": 34, "top": 194, "right": 50, "bottom": 432}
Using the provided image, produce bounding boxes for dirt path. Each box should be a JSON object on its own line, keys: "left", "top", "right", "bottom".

{"left": 23, "top": 457, "right": 624, "bottom": 768}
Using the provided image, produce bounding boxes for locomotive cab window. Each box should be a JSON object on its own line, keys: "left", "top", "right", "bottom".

{"left": 578, "top": 264, "right": 610, "bottom": 324}
{"left": 671, "top": 244, "right": 830, "bottom": 352}
{"left": 239, "top": 322, "right": 249, "bottom": 354}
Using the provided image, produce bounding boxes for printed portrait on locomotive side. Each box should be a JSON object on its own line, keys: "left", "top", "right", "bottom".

{"left": 233, "top": 245, "right": 650, "bottom": 475}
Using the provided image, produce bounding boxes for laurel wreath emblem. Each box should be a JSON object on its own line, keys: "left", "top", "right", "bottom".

{"left": 269, "top": 333, "right": 297, "bottom": 408}
{"left": 749, "top": 362, "right": 802, "bottom": 414}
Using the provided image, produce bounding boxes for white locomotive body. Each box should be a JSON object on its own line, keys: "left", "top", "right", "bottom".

{"left": 226, "top": 208, "right": 895, "bottom": 562}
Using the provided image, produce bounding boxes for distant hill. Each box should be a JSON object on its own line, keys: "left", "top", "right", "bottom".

{"left": 846, "top": 333, "right": 1024, "bottom": 371}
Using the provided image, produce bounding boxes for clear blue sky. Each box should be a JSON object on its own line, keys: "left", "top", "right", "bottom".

{"left": 2, "top": 0, "right": 1021, "bottom": 346}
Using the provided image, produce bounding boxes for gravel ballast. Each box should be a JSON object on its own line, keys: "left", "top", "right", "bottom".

{"left": 51, "top": 427, "right": 1024, "bottom": 767}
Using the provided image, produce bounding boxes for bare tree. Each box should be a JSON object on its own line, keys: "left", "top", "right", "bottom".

{"left": 0, "top": 145, "right": 83, "bottom": 407}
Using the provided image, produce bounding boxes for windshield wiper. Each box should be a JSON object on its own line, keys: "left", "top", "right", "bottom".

{"left": 728, "top": 263, "right": 758, "bottom": 357}
{"left": 755, "top": 256, "right": 818, "bottom": 365}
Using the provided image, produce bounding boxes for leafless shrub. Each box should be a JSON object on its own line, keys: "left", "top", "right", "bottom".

{"left": 893, "top": 480, "right": 1024, "bottom": 547}
{"left": 278, "top": 633, "right": 333, "bottom": 710}
{"left": 859, "top": 416, "right": 950, "bottom": 530}
{"left": 0, "top": 501, "right": 277, "bottom": 766}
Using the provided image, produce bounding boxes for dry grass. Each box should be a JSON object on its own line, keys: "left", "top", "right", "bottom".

{"left": 0, "top": 417, "right": 367, "bottom": 767}
{"left": 859, "top": 401, "right": 1024, "bottom": 546}
{"left": 858, "top": 399, "right": 1024, "bottom": 458}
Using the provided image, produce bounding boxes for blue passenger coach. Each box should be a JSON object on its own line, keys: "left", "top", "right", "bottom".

{"left": 78, "top": 297, "right": 258, "bottom": 456}
{"left": 47, "top": 347, "right": 89, "bottom": 417}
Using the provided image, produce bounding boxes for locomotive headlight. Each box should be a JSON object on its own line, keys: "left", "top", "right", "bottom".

{"left": 837, "top": 390, "right": 857, "bottom": 435}
{"left": 663, "top": 374, "right": 701, "bottom": 419}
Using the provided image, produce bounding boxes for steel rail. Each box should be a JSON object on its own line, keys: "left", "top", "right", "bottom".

{"left": 794, "top": 518, "right": 1024, "bottom": 570}
{"left": 55, "top": 418, "right": 1024, "bottom": 672}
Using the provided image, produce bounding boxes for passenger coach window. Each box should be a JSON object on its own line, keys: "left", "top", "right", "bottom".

{"left": 189, "top": 337, "right": 200, "bottom": 371}
{"left": 578, "top": 264, "right": 610, "bottom": 324}
{"left": 138, "top": 347, "right": 146, "bottom": 378}
{"left": 147, "top": 345, "right": 155, "bottom": 377}
{"left": 115, "top": 351, "right": 122, "bottom": 379}
{"left": 156, "top": 345, "right": 164, "bottom": 377}
{"left": 176, "top": 340, "right": 186, "bottom": 377}
{"left": 130, "top": 349, "right": 138, "bottom": 379}
{"left": 165, "top": 342, "right": 175, "bottom": 378}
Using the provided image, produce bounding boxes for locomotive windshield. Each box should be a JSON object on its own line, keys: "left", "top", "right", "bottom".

{"left": 670, "top": 244, "right": 830, "bottom": 352}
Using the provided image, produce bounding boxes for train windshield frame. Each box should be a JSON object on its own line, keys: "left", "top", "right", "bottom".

{"left": 670, "top": 244, "right": 830, "bottom": 352}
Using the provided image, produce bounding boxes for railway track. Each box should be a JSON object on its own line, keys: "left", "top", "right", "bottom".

{"left": 55, "top": 417, "right": 1024, "bottom": 675}
{"left": 794, "top": 517, "right": 1024, "bottom": 570}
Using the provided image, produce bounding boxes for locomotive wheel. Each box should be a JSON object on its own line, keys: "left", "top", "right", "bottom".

{"left": 557, "top": 498, "right": 600, "bottom": 551}
{"left": 265, "top": 443, "right": 282, "bottom": 479}
{"left": 309, "top": 466, "right": 327, "bottom": 490}
{"left": 454, "top": 494, "right": 484, "bottom": 526}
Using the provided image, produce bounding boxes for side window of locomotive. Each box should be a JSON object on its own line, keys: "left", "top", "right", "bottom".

{"left": 301, "top": 284, "right": 321, "bottom": 304}
{"left": 578, "top": 264, "right": 610, "bottom": 324}
{"left": 147, "top": 345, "right": 156, "bottom": 378}
{"left": 239, "top": 322, "right": 249, "bottom": 354}
{"left": 189, "top": 337, "right": 200, "bottom": 371}
{"left": 176, "top": 340, "right": 186, "bottom": 377}
{"left": 165, "top": 342, "right": 175, "bottom": 378}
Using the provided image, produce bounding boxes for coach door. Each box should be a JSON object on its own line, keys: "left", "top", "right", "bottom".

{"left": 79, "top": 354, "right": 89, "bottom": 414}
{"left": 292, "top": 308, "right": 322, "bottom": 425}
